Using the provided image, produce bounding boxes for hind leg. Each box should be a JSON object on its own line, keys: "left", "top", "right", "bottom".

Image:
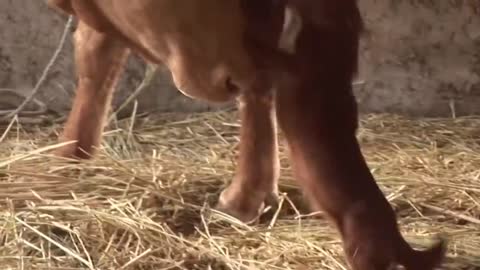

{"left": 56, "top": 21, "right": 130, "bottom": 159}
{"left": 216, "top": 91, "right": 280, "bottom": 223}
{"left": 274, "top": 79, "right": 401, "bottom": 270}
{"left": 274, "top": 69, "right": 445, "bottom": 270}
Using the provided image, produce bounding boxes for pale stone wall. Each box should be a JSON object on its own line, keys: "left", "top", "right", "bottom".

{"left": 1, "top": 0, "right": 478, "bottom": 117}
{"left": 356, "top": 0, "right": 480, "bottom": 116}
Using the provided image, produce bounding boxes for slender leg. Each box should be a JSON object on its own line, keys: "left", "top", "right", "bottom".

{"left": 55, "top": 21, "right": 130, "bottom": 159}
{"left": 274, "top": 74, "right": 444, "bottom": 270}
{"left": 216, "top": 90, "right": 280, "bottom": 223}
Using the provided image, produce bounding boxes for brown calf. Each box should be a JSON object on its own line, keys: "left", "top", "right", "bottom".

{"left": 47, "top": 0, "right": 446, "bottom": 269}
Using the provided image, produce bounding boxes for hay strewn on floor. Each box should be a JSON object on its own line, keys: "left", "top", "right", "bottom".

{"left": 0, "top": 110, "right": 479, "bottom": 269}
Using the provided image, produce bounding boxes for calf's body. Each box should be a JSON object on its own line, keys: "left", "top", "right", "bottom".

{"left": 47, "top": 0, "right": 446, "bottom": 269}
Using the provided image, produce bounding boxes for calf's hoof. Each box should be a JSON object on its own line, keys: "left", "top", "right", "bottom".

{"left": 215, "top": 185, "right": 279, "bottom": 224}
{"left": 53, "top": 143, "right": 92, "bottom": 160}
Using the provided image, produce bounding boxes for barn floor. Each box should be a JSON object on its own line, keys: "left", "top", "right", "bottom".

{"left": 0, "top": 110, "right": 479, "bottom": 270}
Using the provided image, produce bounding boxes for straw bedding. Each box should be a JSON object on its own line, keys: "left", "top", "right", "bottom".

{"left": 0, "top": 110, "right": 479, "bottom": 269}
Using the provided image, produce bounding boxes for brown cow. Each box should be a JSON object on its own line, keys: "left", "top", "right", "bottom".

{"left": 46, "top": 0, "right": 446, "bottom": 269}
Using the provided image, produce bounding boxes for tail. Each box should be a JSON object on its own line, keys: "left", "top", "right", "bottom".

{"left": 397, "top": 237, "right": 446, "bottom": 270}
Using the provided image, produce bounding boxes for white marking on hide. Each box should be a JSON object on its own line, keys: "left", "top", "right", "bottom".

{"left": 278, "top": 7, "right": 303, "bottom": 54}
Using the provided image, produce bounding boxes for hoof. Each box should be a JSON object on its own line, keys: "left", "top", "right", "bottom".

{"left": 53, "top": 144, "right": 92, "bottom": 160}
{"left": 215, "top": 187, "right": 279, "bottom": 224}
{"left": 264, "top": 191, "right": 280, "bottom": 208}
{"left": 215, "top": 200, "right": 265, "bottom": 225}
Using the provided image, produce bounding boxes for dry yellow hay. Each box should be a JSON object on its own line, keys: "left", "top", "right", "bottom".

{"left": 0, "top": 110, "right": 479, "bottom": 269}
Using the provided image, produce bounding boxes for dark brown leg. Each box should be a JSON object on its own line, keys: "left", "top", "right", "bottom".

{"left": 265, "top": 0, "right": 447, "bottom": 264}
{"left": 55, "top": 21, "right": 130, "bottom": 159}
{"left": 274, "top": 67, "right": 445, "bottom": 270}
{"left": 216, "top": 91, "right": 280, "bottom": 223}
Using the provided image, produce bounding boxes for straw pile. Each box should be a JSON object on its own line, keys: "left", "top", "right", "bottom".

{"left": 0, "top": 110, "right": 479, "bottom": 269}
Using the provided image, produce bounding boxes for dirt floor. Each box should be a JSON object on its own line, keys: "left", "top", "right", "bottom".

{"left": 0, "top": 111, "right": 480, "bottom": 269}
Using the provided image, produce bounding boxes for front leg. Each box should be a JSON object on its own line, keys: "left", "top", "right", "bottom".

{"left": 216, "top": 91, "right": 280, "bottom": 223}
{"left": 55, "top": 21, "right": 130, "bottom": 159}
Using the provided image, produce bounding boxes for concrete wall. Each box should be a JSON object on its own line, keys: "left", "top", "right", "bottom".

{"left": 356, "top": 0, "right": 480, "bottom": 116}
{"left": 1, "top": 0, "right": 479, "bottom": 118}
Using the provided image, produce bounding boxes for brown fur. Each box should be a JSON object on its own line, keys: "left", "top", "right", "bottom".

{"left": 47, "top": 0, "right": 446, "bottom": 269}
